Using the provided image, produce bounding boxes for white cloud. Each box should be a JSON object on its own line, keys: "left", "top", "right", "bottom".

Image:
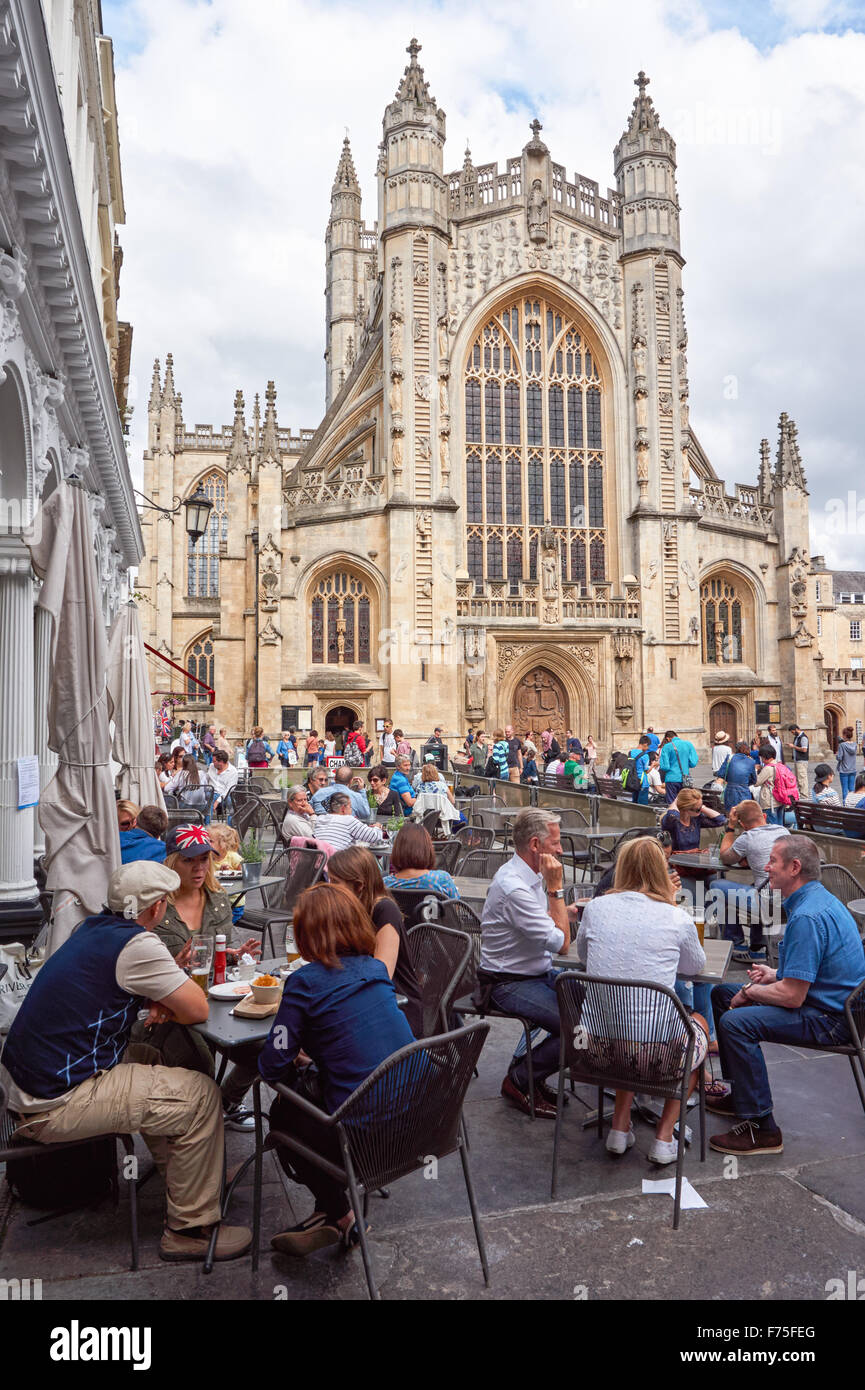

{"left": 112, "top": 0, "right": 865, "bottom": 568}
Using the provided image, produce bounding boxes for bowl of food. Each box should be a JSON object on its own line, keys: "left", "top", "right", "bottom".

{"left": 250, "top": 973, "right": 282, "bottom": 1005}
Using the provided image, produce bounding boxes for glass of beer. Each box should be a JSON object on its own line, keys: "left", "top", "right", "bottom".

{"left": 190, "top": 939, "right": 213, "bottom": 993}
{"left": 694, "top": 915, "right": 705, "bottom": 946}
{"left": 284, "top": 927, "right": 301, "bottom": 967}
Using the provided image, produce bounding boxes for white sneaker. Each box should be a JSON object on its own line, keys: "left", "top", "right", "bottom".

{"left": 606, "top": 1126, "right": 636, "bottom": 1155}
{"left": 648, "top": 1136, "right": 679, "bottom": 1165}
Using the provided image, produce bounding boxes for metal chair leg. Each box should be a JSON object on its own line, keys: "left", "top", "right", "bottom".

{"left": 458, "top": 1133, "right": 489, "bottom": 1285}
{"left": 698, "top": 1062, "right": 707, "bottom": 1162}
{"left": 123, "top": 1138, "right": 139, "bottom": 1272}
{"left": 551, "top": 1069, "right": 566, "bottom": 1199}
{"left": 344, "top": 1147, "right": 378, "bottom": 1301}
{"left": 252, "top": 1081, "right": 263, "bottom": 1273}
{"left": 672, "top": 1091, "right": 687, "bottom": 1230}
{"left": 523, "top": 1021, "right": 535, "bottom": 1119}
{"left": 847, "top": 1052, "right": 865, "bottom": 1117}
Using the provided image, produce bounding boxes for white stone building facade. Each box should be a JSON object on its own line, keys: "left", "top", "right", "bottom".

{"left": 0, "top": 0, "right": 141, "bottom": 931}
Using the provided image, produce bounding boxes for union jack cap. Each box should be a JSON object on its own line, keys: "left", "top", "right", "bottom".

{"left": 166, "top": 824, "right": 216, "bottom": 858}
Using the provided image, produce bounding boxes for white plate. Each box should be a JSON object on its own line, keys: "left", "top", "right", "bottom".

{"left": 208, "top": 981, "right": 252, "bottom": 999}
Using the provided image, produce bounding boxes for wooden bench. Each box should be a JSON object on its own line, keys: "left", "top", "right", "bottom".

{"left": 794, "top": 802, "right": 865, "bottom": 839}
{"left": 593, "top": 773, "right": 633, "bottom": 801}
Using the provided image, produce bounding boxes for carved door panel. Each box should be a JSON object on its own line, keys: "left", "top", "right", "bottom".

{"left": 709, "top": 701, "right": 737, "bottom": 748}
{"left": 512, "top": 667, "right": 569, "bottom": 745}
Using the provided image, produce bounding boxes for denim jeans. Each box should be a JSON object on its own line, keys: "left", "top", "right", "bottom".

{"left": 711, "top": 982, "right": 851, "bottom": 1120}
{"left": 708, "top": 879, "right": 764, "bottom": 951}
{"left": 664, "top": 781, "right": 682, "bottom": 805}
{"left": 488, "top": 969, "right": 561, "bottom": 1090}
{"left": 840, "top": 772, "right": 856, "bottom": 801}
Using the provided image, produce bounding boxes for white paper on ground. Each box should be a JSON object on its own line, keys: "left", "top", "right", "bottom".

{"left": 641, "top": 1177, "right": 707, "bottom": 1209}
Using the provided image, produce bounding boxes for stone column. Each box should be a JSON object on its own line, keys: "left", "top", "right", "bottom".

{"left": 0, "top": 539, "right": 38, "bottom": 908}
{"left": 33, "top": 598, "right": 57, "bottom": 857}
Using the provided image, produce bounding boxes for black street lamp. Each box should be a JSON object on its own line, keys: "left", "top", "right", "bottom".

{"left": 134, "top": 485, "right": 213, "bottom": 544}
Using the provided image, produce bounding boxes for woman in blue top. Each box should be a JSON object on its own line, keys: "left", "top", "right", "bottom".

{"left": 661, "top": 787, "right": 726, "bottom": 852}
{"left": 382, "top": 822, "right": 460, "bottom": 900}
{"left": 259, "top": 882, "right": 414, "bottom": 1257}
{"left": 836, "top": 726, "right": 859, "bottom": 802}
{"left": 720, "top": 740, "right": 758, "bottom": 813}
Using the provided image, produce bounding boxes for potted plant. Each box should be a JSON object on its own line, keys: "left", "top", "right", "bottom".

{"left": 240, "top": 832, "right": 264, "bottom": 885}
{"left": 387, "top": 813, "right": 405, "bottom": 837}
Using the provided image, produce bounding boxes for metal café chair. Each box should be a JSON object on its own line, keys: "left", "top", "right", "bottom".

{"left": 433, "top": 839, "right": 462, "bottom": 875}
{"left": 390, "top": 885, "right": 449, "bottom": 931}
{"left": 164, "top": 808, "right": 204, "bottom": 834}
{"left": 406, "top": 923, "right": 472, "bottom": 1037}
{"left": 551, "top": 972, "right": 707, "bottom": 1229}
{"left": 252, "top": 1022, "right": 491, "bottom": 1299}
{"left": 459, "top": 848, "right": 512, "bottom": 880}
{"left": 238, "top": 846, "right": 327, "bottom": 956}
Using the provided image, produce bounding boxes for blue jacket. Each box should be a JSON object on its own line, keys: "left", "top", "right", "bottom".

{"left": 119, "top": 828, "right": 167, "bottom": 864}
{"left": 721, "top": 752, "right": 758, "bottom": 813}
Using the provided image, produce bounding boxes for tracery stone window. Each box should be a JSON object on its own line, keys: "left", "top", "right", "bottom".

{"left": 187, "top": 470, "right": 227, "bottom": 597}
{"left": 185, "top": 632, "right": 214, "bottom": 700}
{"left": 701, "top": 574, "right": 743, "bottom": 665}
{"left": 310, "top": 570, "right": 372, "bottom": 665}
{"left": 464, "top": 296, "right": 607, "bottom": 594}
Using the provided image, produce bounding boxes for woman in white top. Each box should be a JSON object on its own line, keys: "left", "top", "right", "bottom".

{"left": 576, "top": 838, "right": 707, "bottom": 1165}
{"left": 584, "top": 736, "right": 598, "bottom": 768}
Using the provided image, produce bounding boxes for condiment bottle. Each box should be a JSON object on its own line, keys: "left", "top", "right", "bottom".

{"left": 213, "top": 934, "right": 227, "bottom": 986}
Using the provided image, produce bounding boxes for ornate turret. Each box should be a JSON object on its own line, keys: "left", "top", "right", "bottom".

{"left": 148, "top": 358, "right": 161, "bottom": 411}
{"left": 758, "top": 437, "right": 773, "bottom": 503}
{"left": 160, "top": 352, "right": 176, "bottom": 410}
{"left": 325, "top": 136, "right": 364, "bottom": 411}
{"left": 260, "top": 381, "right": 280, "bottom": 464}
{"left": 775, "top": 412, "right": 807, "bottom": 492}
{"left": 226, "top": 389, "right": 248, "bottom": 473}
{"left": 614, "top": 72, "right": 680, "bottom": 256}
{"left": 379, "top": 38, "right": 447, "bottom": 237}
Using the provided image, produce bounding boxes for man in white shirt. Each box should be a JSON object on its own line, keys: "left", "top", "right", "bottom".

{"left": 381, "top": 719, "right": 397, "bottom": 767}
{"left": 765, "top": 725, "right": 784, "bottom": 764}
{"left": 313, "top": 792, "right": 384, "bottom": 851}
{"left": 709, "top": 800, "right": 789, "bottom": 963}
{"left": 478, "top": 808, "right": 577, "bottom": 1119}
{"left": 282, "top": 786, "right": 316, "bottom": 840}
{"left": 206, "top": 749, "right": 238, "bottom": 816}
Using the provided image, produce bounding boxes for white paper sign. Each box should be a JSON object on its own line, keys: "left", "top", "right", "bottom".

{"left": 17, "top": 755, "right": 40, "bottom": 810}
{"left": 642, "top": 1176, "right": 707, "bottom": 1209}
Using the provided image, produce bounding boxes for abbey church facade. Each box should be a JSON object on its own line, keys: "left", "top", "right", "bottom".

{"left": 137, "top": 42, "right": 830, "bottom": 754}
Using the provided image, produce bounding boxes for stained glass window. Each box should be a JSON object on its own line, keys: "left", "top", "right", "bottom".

{"left": 463, "top": 295, "right": 609, "bottom": 595}
{"left": 187, "top": 471, "right": 227, "bottom": 597}
{"left": 185, "top": 634, "right": 214, "bottom": 700}
{"left": 701, "top": 575, "right": 744, "bottom": 665}
{"left": 310, "top": 571, "right": 374, "bottom": 665}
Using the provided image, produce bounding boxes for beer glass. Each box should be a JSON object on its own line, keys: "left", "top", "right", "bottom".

{"left": 190, "top": 938, "right": 214, "bottom": 993}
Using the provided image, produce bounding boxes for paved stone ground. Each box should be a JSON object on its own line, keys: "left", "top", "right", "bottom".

{"left": 3, "top": 952, "right": 864, "bottom": 1302}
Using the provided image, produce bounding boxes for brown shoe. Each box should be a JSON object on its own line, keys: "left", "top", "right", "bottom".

{"left": 159, "top": 1223, "right": 252, "bottom": 1262}
{"left": 709, "top": 1121, "right": 784, "bottom": 1156}
{"left": 705, "top": 1090, "right": 736, "bottom": 1116}
{"left": 501, "top": 1074, "right": 557, "bottom": 1119}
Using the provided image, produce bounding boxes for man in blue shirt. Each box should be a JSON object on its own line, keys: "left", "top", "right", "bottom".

{"left": 708, "top": 835, "right": 865, "bottom": 1156}
{"left": 309, "top": 765, "right": 372, "bottom": 822}
{"left": 626, "top": 735, "right": 651, "bottom": 804}
{"left": 658, "top": 730, "right": 698, "bottom": 805}
{"left": 388, "top": 754, "right": 416, "bottom": 812}
{"left": 645, "top": 727, "right": 660, "bottom": 753}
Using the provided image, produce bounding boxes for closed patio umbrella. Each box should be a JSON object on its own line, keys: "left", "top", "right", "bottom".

{"left": 27, "top": 481, "right": 119, "bottom": 951}
{"left": 107, "top": 599, "right": 165, "bottom": 811}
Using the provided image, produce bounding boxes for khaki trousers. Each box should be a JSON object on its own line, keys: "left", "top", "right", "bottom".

{"left": 16, "top": 1064, "right": 224, "bottom": 1230}
{"left": 508, "top": 766, "right": 520, "bottom": 783}
{"left": 795, "top": 762, "right": 809, "bottom": 798}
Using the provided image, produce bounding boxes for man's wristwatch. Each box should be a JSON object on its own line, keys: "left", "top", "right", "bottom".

{"left": 549, "top": 888, "right": 565, "bottom": 899}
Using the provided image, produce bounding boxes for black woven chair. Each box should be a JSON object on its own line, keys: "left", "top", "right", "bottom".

{"left": 164, "top": 808, "right": 204, "bottom": 835}
{"left": 453, "top": 824, "right": 494, "bottom": 868}
{"left": 468, "top": 795, "right": 502, "bottom": 819}
{"left": 421, "top": 808, "right": 442, "bottom": 839}
{"left": 0, "top": 1081, "right": 140, "bottom": 1270}
{"left": 253, "top": 1022, "right": 491, "bottom": 1298}
{"left": 406, "top": 924, "right": 473, "bottom": 1037}
{"left": 459, "top": 848, "right": 512, "bottom": 880}
{"left": 471, "top": 809, "right": 511, "bottom": 848}
{"left": 162, "top": 791, "right": 179, "bottom": 810}
{"left": 780, "top": 979, "right": 865, "bottom": 1116}
{"left": 434, "top": 839, "right": 462, "bottom": 875}
{"left": 390, "top": 885, "right": 449, "bottom": 931}
{"left": 178, "top": 785, "right": 215, "bottom": 818}
{"left": 821, "top": 864, "right": 865, "bottom": 910}
{"left": 551, "top": 971, "right": 707, "bottom": 1228}
{"left": 556, "top": 807, "right": 589, "bottom": 831}
{"left": 238, "top": 846, "right": 327, "bottom": 955}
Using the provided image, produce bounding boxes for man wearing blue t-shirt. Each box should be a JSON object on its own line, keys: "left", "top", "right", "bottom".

{"left": 708, "top": 835, "right": 865, "bottom": 1157}
{"left": 388, "top": 754, "right": 416, "bottom": 812}
{"left": 658, "top": 730, "right": 698, "bottom": 805}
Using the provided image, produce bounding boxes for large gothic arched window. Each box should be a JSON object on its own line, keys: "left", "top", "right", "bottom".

{"left": 464, "top": 296, "right": 607, "bottom": 592}
{"left": 310, "top": 570, "right": 372, "bottom": 665}
{"left": 187, "top": 470, "right": 227, "bottom": 597}
{"left": 185, "top": 631, "right": 214, "bottom": 699}
{"left": 701, "top": 574, "right": 743, "bottom": 665}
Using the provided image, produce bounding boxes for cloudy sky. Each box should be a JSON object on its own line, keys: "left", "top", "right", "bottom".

{"left": 103, "top": 0, "right": 865, "bottom": 567}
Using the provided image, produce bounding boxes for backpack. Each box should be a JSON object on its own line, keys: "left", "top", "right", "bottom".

{"left": 620, "top": 755, "right": 642, "bottom": 791}
{"left": 247, "top": 738, "right": 267, "bottom": 763}
{"left": 6, "top": 1135, "right": 116, "bottom": 1210}
{"left": 344, "top": 735, "right": 364, "bottom": 767}
{"left": 772, "top": 761, "right": 799, "bottom": 807}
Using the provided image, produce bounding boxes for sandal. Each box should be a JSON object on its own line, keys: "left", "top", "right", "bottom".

{"left": 703, "top": 1078, "right": 729, "bottom": 1100}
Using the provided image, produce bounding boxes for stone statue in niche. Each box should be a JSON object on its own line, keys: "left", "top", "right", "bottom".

{"left": 391, "top": 435, "right": 403, "bottom": 473}
{"left": 439, "top": 434, "right": 450, "bottom": 484}
{"left": 714, "top": 623, "right": 725, "bottom": 664}
{"left": 688, "top": 615, "right": 700, "bottom": 643}
{"left": 415, "top": 373, "right": 431, "bottom": 401}
{"left": 615, "top": 661, "right": 634, "bottom": 711}
{"left": 527, "top": 179, "right": 549, "bottom": 243}
{"left": 389, "top": 375, "right": 402, "bottom": 417}
{"left": 542, "top": 551, "right": 559, "bottom": 597}
{"left": 439, "top": 379, "right": 449, "bottom": 417}
{"left": 465, "top": 668, "right": 485, "bottom": 712}
{"left": 437, "top": 321, "right": 448, "bottom": 360}
{"left": 390, "top": 318, "right": 403, "bottom": 362}
{"left": 414, "top": 260, "right": 428, "bottom": 285}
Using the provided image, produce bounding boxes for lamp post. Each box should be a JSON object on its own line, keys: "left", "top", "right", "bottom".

{"left": 133, "top": 485, "right": 214, "bottom": 543}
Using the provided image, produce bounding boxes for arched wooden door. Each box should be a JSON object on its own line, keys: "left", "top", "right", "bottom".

{"left": 512, "top": 667, "right": 569, "bottom": 745}
{"left": 824, "top": 707, "right": 840, "bottom": 752}
{"left": 709, "top": 700, "right": 737, "bottom": 747}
